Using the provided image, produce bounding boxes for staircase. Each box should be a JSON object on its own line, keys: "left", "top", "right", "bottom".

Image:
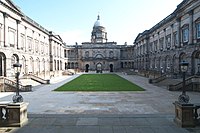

{"left": 154, "top": 78, "right": 182, "bottom": 89}
{"left": 168, "top": 75, "right": 200, "bottom": 91}
{"left": 23, "top": 74, "right": 50, "bottom": 84}
{"left": 3, "top": 78, "right": 32, "bottom": 92}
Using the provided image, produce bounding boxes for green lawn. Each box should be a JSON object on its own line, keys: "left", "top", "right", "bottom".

{"left": 55, "top": 74, "right": 144, "bottom": 91}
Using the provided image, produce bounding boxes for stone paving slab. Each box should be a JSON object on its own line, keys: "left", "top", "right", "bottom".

{"left": 1, "top": 73, "right": 200, "bottom": 132}
{"left": 1, "top": 114, "right": 199, "bottom": 133}
{"left": 0, "top": 73, "right": 200, "bottom": 115}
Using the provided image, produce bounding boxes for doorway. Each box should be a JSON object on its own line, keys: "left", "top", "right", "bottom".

{"left": 110, "top": 64, "right": 113, "bottom": 72}
{"left": 85, "top": 64, "right": 89, "bottom": 72}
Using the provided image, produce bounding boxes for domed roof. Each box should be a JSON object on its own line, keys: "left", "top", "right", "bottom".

{"left": 94, "top": 15, "right": 103, "bottom": 27}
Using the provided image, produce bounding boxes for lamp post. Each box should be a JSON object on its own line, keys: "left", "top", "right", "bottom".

{"left": 174, "top": 60, "right": 195, "bottom": 127}
{"left": 160, "top": 66, "right": 163, "bottom": 76}
{"left": 178, "top": 61, "right": 189, "bottom": 103}
{"left": 13, "top": 62, "right": 23, "bottom": 103}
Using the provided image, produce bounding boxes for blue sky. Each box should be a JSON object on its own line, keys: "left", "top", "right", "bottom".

{"left": 12, "top": 0, "right": 183, "bottom": 45}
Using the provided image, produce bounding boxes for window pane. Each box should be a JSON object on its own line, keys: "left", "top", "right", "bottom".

{"left": 197, "top": 23, "right": 200, "bottom": 38}
{"left": 183, "top": 28, "right": 189, "bottom": 42}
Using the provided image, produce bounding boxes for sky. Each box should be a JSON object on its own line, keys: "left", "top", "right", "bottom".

{"left": 12, "top": 0, "right": 183, "bottom": 45}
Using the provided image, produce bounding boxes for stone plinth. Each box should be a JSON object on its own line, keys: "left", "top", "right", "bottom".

{"left": 6, "top": 102, "right": 28, "bottom": 127}
{"left": 174, "top": 101, "right": 195, "bottom": 127}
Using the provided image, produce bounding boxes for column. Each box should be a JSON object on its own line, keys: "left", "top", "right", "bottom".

{"left": 171, "top": 24, "right": 174, "bottom": 49}
{"left": 163, "top": 29, "right": 166, "bottom": 51}
{"left": 16, "top": 20, "right": 21, "bottom": 49}
{"left": 189, "top": 10, "right": 194, "bottom": 45}
{"left": 177, "top": 18, "right": 182, "bottom": 47}
{"left": 3, "top": 12, "right": 8, "bottom": 47}
{"left": 32, "top": 31, "right": 34, "bottom": 54}
{"left": 25, "top": 27, "right": 27, "bottom": 52}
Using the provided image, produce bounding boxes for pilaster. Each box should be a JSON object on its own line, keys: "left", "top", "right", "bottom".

{"left": 177, "top": 18, "right": 182, "bottom": 47}
{"left": 3, "top": 12, "right": 9, "bottom": 47}
{"left": 189, "top": 10, "right": 194, "bottom": 45}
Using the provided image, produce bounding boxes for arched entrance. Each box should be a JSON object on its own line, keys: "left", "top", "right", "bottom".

{"left": 121, "top": 62, "right": 123, "bottom": 68}
{"left": 0, "top": 52, "right": 6, "bottom": 76}
{"left": 85, "top": 64, "right": 89, "bottom": 72}
{"left": 191, "top": 51, "right": 200, "bottom": 75}
{"left": 110, "top": 64, "right": 113, "bottom": 72}
{"left": 96, "top": 63, "right": 102, "bottom": 73}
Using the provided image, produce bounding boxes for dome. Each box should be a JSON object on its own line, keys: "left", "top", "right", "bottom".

{"left": 94, "top": 15, "right": 103, "bottom": 27}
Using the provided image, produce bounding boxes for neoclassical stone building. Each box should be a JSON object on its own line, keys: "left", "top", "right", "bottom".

{"left": 0, "top": 0, "right": 65, "bottom": 79}
{"left": 0, "top": 0, "right": 134, "bottom": 83}
{"left": 65, "top": 15, "right": 134, "bottom": 72}
{"left": 134, "top": 0, "right": 200, "bottom": 77}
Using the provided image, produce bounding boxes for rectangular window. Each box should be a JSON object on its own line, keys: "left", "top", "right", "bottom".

{"left": 8, "top": 28, "right": 15, "bottom": 47}
{"left": 159, "top": 38, "right": 164, "bottom": 50}
{"left": 0, "top": 24, "right": 2, "bottom": 45}
{"left": 166, "top": 34, "right": 171, "bottom": 49}
{"left": 196, "top": 23, "right": 200, "bottom": 39}
{"left": 27, "top": 36, "right": 33, "bottom": 51}
{"left": 41, "top": 42, "right": 44, "bottom": 54}
{"left": 173, "top": 32, "right": 178, "bottom": 46}
{"left": 35, "top": 40, "right": 39, "bottom": 52}
{"left": 150, "top": 42, "right": 153, "bottom": 52}
{"left": 20, "top": 34, "right": 25, "bottom": 50}
{"left": 182, "top": 28, "right": 189, "bottom": 43}
{"left": 154, "top": 40, "right": 158, "bottom": 52}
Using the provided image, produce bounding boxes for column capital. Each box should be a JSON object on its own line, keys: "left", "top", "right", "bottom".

{"left": 188, "top": 10, "right": 193, "bottom": 15}
{"left": 16, "top": 20, "right": 21, "bottom": 24}
{"left": 176, "top": 17, "right": 181, "bottom": 22}
{"left": 3, "top": 12, "right": 9, "bottom": 18}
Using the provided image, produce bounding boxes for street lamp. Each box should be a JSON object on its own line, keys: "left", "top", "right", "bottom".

{"left": 178, "top": 60, "right": 189, "bottom": 103}
{"left": 160, "top": 66, "right": 163, "bottom": 76}
{"left": 13, "top": 62, "right": 23, "bottom": 103}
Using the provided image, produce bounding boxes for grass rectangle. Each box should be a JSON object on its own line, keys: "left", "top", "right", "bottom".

{"left": 55, "top": 74, "right": 144, "bottom": 92}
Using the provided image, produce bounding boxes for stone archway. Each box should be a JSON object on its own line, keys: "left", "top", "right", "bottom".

{"left": 121, "top": 62, "right": 123, "bottom": 68}
{"left": 110, "top": 64, "right": 113, "bottom": 72}
{"left": 191, "top": 50, "right": 200, "bottom": 75}
{"left": 85, "top": 64, "right": 89, "bottom": 72}
{"left": 96, "top": 63, "right": 102, "bottom": 73}
{"left": 0, "top": 52, "right": 6, "bottom": 76}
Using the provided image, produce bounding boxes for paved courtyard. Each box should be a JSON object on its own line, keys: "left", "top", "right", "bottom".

{"left": 0, "top": 73, "right": 200, "bottom": 132}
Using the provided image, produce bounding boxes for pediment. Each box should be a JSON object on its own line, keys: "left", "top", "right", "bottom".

{"left": 1, "top": 0, "right": 23, "bottom": 16}
{"left": 95, "top": 54, "right": 104, "bottom": 59}
{"left": 55, "top": 35, "right": 63, "bottom": 42}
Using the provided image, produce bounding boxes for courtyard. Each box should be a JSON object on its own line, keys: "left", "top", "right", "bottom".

{"left": 0, "top": 73, "right": 200, "bottom": 132}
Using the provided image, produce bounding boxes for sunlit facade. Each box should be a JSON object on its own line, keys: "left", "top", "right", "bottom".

{"left": 134, "top": 0, "right": 200, "bottom": 77}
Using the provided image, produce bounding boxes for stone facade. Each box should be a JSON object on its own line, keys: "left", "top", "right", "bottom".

{"left": 0, "top": 0, "right": 134, "bottom": 81}
{"left": 0, "top": 0, "right": 66, "bottom": 79}
{"left": 134, "top": 0, "right": 200, "bottom": 77}
{"left": 64, "top": 16, "right": 134, "bottom": 72}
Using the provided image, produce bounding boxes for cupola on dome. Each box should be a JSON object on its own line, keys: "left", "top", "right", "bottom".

{"left": 94, "top": 15, "right": 103, "bottom": 27}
